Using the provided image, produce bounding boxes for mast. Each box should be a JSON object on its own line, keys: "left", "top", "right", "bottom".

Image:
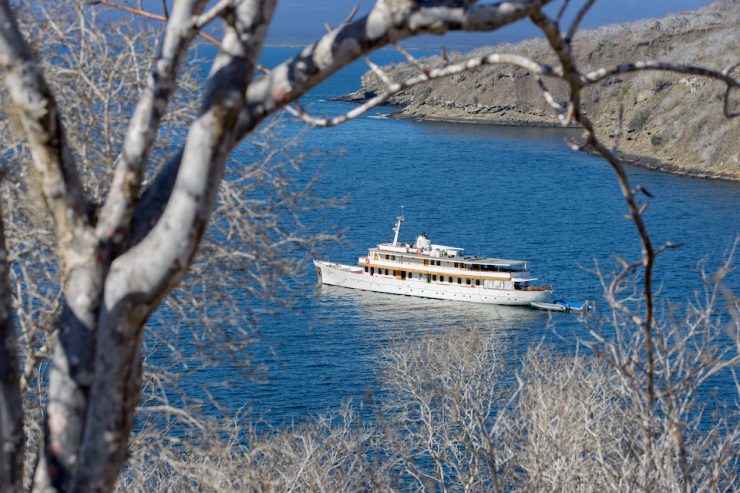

{"left": 392, "top": 207, "right": 405, "bottom": 246}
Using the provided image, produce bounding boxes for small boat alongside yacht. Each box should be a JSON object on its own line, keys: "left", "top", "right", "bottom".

{"left": 313, "top": 212, "right": 553, "bottom": 306}
{"left": 529, "top": 299, "right": 590, "bottom": 312}
{"left": 529, "top": 301, "right": 567, "bottom": 312}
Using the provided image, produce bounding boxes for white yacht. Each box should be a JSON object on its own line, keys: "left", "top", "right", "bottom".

{"left": 314, "top": 213, "right": 552, "bottom": 305}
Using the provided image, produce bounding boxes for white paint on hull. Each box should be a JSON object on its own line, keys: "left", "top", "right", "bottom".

{"left": 314, "top": 260, "right": 551, "bottom": 306}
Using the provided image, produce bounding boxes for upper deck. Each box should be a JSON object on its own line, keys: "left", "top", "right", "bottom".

{"left": 375, "top": 241, "right": 528, "bottom": 272}
{"left": 365, "top": 213, "right": 536, "bottom": 281}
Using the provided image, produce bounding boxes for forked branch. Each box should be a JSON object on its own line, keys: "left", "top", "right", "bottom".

{"left": 97, "top": 0, "right": 233, "bottom": 248}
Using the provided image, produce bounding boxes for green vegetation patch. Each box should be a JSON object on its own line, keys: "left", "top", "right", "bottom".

{"left": 418, "top": 86, "right": 433, "bottom": 103}
{"left": 629, "top": 109, "right": 651, "bottom": 131}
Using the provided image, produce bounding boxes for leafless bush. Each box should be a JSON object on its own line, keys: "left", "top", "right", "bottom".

{"left": 498, "top": 351, "right": 626, "bottom": 491}
{"left": 370, "top": 256, "right": 738, "bottom": 492}
{"left": 376, "top": 328, "right": 507, "bottom": 492}
{"left": 118, "top": 404, "right": 395, "bottom": 492}
{"left": 371, "top": 269, "right": 738, "bottom": 492}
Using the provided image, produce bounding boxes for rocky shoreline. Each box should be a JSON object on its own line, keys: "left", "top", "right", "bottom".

{"left": 341, "top": 1, "right": 740, "bottom": 182}
{"left": 355, "top": 101, "right": 740, "bottom": 181}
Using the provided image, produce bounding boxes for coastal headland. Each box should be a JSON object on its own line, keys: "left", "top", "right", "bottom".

{"left": 342, "top": 1, "right": 739, "bottom": 181}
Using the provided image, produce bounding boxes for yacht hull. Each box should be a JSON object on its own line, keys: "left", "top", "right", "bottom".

{"left": 314, "top": 260, "right": 551, "bottom": 306}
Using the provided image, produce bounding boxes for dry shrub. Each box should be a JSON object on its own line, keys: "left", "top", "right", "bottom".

{"left": 378, "top": 328, "right": 506, "bottom": 492}
{"left": 502, "top": 351, "right": 628, "bottom": 491}
{"left": 118, "top": 405, "right": 395, "bottom": 492}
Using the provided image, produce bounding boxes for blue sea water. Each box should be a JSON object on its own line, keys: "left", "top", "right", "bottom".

{"left": 166, "top": 48, "right": 740, "bottom": 426}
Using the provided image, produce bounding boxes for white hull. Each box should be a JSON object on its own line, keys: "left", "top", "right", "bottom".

{"left": 314, "top": 260, "right": 551, "bottom": 306}
{"left": 530, "top": 301, "right": 566, "bottom": 312}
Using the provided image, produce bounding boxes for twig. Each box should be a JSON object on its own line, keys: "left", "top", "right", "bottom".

{"left": 364, "top": 56, "right": 394, "bottom": 87}
{"left": 565, "top": 0, "right": 596, "bottom": 43}
{"left": 89, "top": 0, "right": 223, "bottom": 47}
{"left": 555, "top": 0, "right": 570, "bottom": 25}
{"left": 394, "top": 43, "right": 426, "bottom": 74}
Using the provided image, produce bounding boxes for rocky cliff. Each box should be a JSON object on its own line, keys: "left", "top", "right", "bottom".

{"left": 346, "top": 1, "right": 740, "bottom": 180}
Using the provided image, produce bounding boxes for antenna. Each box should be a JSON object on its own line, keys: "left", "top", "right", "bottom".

{"left": 392, "top": 206, "right": 405, "bottom": 246}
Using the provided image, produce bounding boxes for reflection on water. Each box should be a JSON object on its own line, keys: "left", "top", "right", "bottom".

{"left": 313, "top": 284, "right": 573, "bottom": 365}
{"left": 318, "top": 284, "right": 543, "bottom": 331}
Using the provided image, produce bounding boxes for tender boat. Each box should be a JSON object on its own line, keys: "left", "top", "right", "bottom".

{"left": 555, "top": 300, "right": 588, "bottom": 312}
{"left": 313, "top": 212, "right": 552, "bottom": 306}
{"left": 529, "top": 301, "right": 567, "bottom": 312}
{"left": 530, "top": 299, "right": 589, "bottom": 312}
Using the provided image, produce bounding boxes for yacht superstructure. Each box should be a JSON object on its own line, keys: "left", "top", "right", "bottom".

{"left": 313, "top": 213, "right": 552, "bottom": 305}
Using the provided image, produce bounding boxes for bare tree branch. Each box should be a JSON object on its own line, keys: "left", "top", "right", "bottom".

{"left": 235, "top": 0, "right": 555, "bottom": 139}
{"left": 0, "top": 1, "right": 735, "bottom": 490}
{"left": 0, "top": 198, "right": 22, "bottom": 493}
{"left": 285, "top": 52, "right": 557, "bottom": 127}
{"left": 565, "top": 0, "right": 595, "bottom": 42}
{"left": 75, "top": 1, "right": 277, "bottom": 488}
{"left": 0, "top": 2, "right": 112, "bottom": 488}
{"left": 90, "top": 0, "right": 223, "bottom": 46}
{"left": 527, "top": 5, "right": 690, "bottom": 416}
{"left": 554, "top": 0, "right": 570, "bottom": 25}
{"left": 96, "top": 0, "right": 209, "bottom": 248}
{"left": 0, "top": 0, "right": 90, "bottom": 238}
{"left": 581, "top": 61, "right": 740, "bottom": 117}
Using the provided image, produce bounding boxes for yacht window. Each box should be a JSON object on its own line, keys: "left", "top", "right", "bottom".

{"left": 432, "top": 275, "right": 437, "bottom": 281}
{"left": 457, "top": 278, "right": 462, "bottom": 284}
{"left": 449, "top": 276, "right": 453, "bottom": 283}
{"left": 364, "top": 266, "right": 368, "bottom": 272}
{"left": 466, "top": 279, "right": 471, "bottom": 285}
{"left": 475, "top": 279, "right": 480, "bottom": 286}
{"left": 370, "top": 267, "right": 374, "bottom": 275}
{"left": 408, "top": 272, "right": 413, "bottom": 279}
{"left": 454, "top": 262, "right": 458, "bottom": 268}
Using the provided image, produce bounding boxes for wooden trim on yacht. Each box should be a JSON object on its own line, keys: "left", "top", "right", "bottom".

{"left": 363, "top": 264, "right": 510, "bottom": 282}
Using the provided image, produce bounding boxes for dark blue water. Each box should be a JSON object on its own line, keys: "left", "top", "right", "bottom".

{"left": 158, "top": 48, "right": 740, "bottom": 425}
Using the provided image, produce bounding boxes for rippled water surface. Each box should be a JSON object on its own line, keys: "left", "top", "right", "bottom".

{"left": 175, "top": 48, "right": 740, "bottom": 424}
